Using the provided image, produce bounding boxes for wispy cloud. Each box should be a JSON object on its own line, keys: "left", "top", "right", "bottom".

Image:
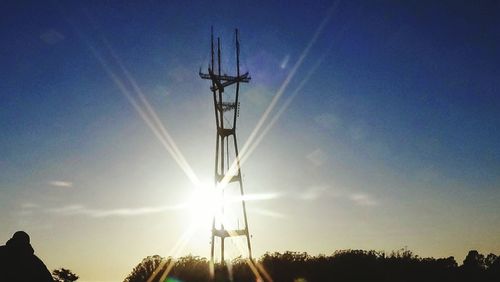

{"left": 48, "top": 204, "right": 185, "bottom": 218}
{"left": 49, "top": 180, "right": 73, "bottom": 188}
{"left": 47, "top": 205, "right": 185, "bottom": 218}
{"left": 21, "top": 203, "right": 39, "bottom": 209}
{"left": 24, "top": 193, "right": 280, "bottom": 219}
{"left": 237, "top": 192, "right": 281, "bottom": 202}
{"left": 280, "top": 54, "right": 290, "bottom": 69}
{"left": 40, "top": 29, "right": 65, "bottom": 45}
{"left": 300, "top": 186, "right": 326, "bottom": 200}
{"left": 299, "top": 185, "right": 338, "bottom": 200}
{"left": 18, "top": 203, "right": 40, "bottom": 216}
{"left": 306, "top": 148, "right": 327, "bottom": 167}
{"left": 349, "top": 193, "right": 378, "bottom": 206}
{"left": 297, "top": 186, "right": 379, "bottom": 208}
{"left": 250, "top": 208, "right": 286, "bottom": 219}
{"left": 314, "top": 112, "right": 339, "bottom": 129}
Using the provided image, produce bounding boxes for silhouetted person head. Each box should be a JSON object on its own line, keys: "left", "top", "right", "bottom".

{"left": 7, "top": 231, "right": 30, "bottom": 246}
{"left": 5, "top": 230, "right": 34, "bottom": 256}
{"left": 11, "top": 231, "right": 30, "bottom": 243}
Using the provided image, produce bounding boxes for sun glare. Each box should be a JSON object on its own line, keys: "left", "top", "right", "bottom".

{"left": 186, "top": 183, "right": 222, "bottom": 228}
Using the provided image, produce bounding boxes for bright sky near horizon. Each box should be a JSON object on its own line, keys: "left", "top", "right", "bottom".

{"left": 1, "top": 1, "right": 499, "bottom": 281}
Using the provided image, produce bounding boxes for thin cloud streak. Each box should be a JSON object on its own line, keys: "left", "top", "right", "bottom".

{"left": 349, "top": 193, "right": 378, "bottom": 206}
{"left": 295, "top": 186, "right": 378, "bottom": 207}
{"left": 48, "top": 204, "right": 185, "bottom": 218}
{"left": 232, "top": 192, "right": 281, "bottom": 202}
{"left": 280, "top": 54, "right": 290, "bottom": 69}
{"left": 250, "top": 208, "right": 286, "bottom": 219}
{"left": 299, "top": 186, "right": 332, "bottom": 200}
{"left": 49, "top": 180, "right": 73, "bottom": 188}
{"left": 21, "top": 203, "right": 39, "bottom": 209}
{"left": 306, "top": 149, "right": 327, "bottom": 167}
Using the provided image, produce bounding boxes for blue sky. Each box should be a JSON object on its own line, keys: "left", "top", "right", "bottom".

{"left": 1, "top": 1, "right": 499, "bottom": 281}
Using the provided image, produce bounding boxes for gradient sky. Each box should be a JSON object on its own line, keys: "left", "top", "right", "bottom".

{"left": 1, "top": 1, "right": 499, "bottom": 281}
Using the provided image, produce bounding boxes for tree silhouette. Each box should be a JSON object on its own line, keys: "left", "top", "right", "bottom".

{"left": 484, "top": 253, "right": 497, "bottom": 269}
{"left": 485, "top": 253, "right": 500, "bottom": 281}
{"left": 52, "top": 268, "right": 79, "bottom": 282}
{"left": 461, "top": 250, "right": 487, "bottom": 281}
{"left": 463, "top": 250, "right": 485, "bottom": 270}
{"left": 169, "top": 255, "right": 209, "bottom": 282}
{"left": 124, "top": 250, "right": 500, "bottom": 282}
{"left": 124, "top": 255, "right": 170, "bottom": 282}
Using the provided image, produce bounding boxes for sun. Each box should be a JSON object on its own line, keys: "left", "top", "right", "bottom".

{"left": 185, "top": 182, "right": 223, "bottom": 229}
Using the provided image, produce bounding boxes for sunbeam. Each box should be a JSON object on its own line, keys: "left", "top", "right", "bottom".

{"left": 219, "top": 1, "right": 340, "bottom": 188}
{"left": 145, "top": 224, "right": 197, "bottom": 282}
{"left": 100, "top": 37, "right": 201, "bottom": 186}
{"left": 71, "top": 7, "right": 202, "bottom": 188}
{"left": 240, "top": 42, "right": 336, "bottom": 167}
{"left": 86, "top": 43, "right": 200, "bottom": 184}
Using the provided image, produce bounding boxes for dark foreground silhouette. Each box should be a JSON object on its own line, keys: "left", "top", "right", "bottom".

{"left": 125, "top": 249, "right": 500, "bottom": 282}
{"left": 0, "top": 231, "right": 53, "bottom": 282}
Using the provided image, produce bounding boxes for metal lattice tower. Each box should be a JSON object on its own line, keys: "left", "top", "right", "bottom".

{"left": 199, "top": 28, "right": 253, "bottom": 266}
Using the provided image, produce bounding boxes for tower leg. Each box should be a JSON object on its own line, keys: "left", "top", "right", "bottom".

{"left": 221, "top": 237, "right": 225, "bottom": 264}
{"left": 211, "top": 133, "right": 218, "bottom": 278}
{"left": 232, "top": 134, "right": 253, "bottom": 259}
{"left": 210, "top": 218, "right": 215, "bottom": 260}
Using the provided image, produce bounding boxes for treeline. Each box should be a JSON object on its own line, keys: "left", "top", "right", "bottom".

{"left": 124, "top": 249, "right": 500, "bottom": 282}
